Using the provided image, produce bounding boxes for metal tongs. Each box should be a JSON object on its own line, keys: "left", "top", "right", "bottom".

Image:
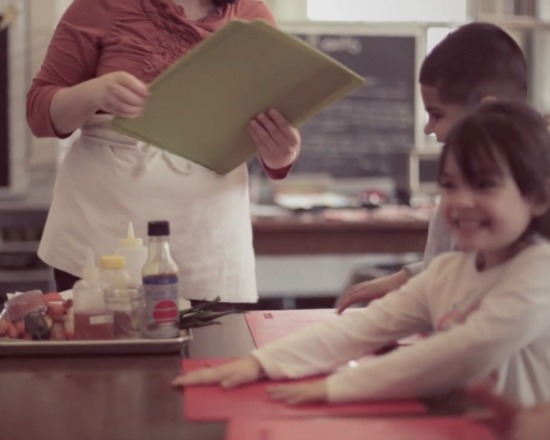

{"left": 178, "top": 297, "right": 244, "bottom": 329}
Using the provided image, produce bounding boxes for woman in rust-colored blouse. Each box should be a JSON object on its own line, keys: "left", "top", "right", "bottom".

{"left": 27, "top": 0, "right": 301, "bottom": 304}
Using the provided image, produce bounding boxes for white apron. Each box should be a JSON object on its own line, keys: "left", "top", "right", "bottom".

{"left": 38, "top": 115, "right": 258, "bottom": 303}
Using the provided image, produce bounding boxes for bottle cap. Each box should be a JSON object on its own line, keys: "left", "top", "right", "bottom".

{"left": 82, "top": 247, "right": 99, "bottom": 281}
{"left": 100, "top": 255, "right": 126, "bottom": 270}
{"left": 148, "top": 220, "right": 170, "bottom": 236}
{"left": 118, "top": 222, "right": 143, "bottom": 248}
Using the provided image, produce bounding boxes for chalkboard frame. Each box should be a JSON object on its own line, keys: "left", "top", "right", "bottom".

{"left": 278, "top": 22, "right": 428, "bottom": 189}
{"left": 0, "top": 17, "right": 8, "bottom": 190}
{"left": 409, "top": 148, "right": 440, "bottom": 196}
{"left": 0, "top": 4, "right": 29, "bottom": 200}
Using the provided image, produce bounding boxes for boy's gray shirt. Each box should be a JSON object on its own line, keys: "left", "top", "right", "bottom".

{"left": 404, "top": 204, "right": 454, "bottom": 276}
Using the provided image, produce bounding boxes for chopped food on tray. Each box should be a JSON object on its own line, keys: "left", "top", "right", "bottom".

{"left": 0, "top": 291, "right": 74, "bottom": 340}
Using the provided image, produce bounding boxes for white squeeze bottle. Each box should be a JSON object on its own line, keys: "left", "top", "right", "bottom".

{"left": 73, "top": 248, "right": 114, "bottom": 340}
{"left": 115, "top": 222, "right": 148, "bottom": 285}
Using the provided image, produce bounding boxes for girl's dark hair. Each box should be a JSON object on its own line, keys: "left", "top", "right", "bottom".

{"left": 213, "top": 0, "right": 237, "bottom": 5}
{"left": 439, "top": 101, "right": 550, "bottom": 238}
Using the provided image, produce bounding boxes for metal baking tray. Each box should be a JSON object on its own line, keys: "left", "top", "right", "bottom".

{"left": 0, "top": 330, "right": 192, "bottom": 356}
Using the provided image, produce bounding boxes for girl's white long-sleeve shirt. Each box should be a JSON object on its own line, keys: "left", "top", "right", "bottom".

{"left": 252, "top": 240, "right": 550, "bottom": 406}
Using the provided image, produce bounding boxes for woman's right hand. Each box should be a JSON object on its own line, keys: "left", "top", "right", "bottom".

{"left": 89, "top": 72, "right": 149, "bottom": 118}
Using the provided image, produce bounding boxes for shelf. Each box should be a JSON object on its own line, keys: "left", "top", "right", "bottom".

{"left": 0, "top": 268, "right": 51, "bottom": 283}
{"left": 0, "top": 241, "right": 39, "bottom": 253}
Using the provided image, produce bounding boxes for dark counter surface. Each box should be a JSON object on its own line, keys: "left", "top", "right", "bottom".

{"left": 0, "top": 314, "right": 254, "bottom": 440}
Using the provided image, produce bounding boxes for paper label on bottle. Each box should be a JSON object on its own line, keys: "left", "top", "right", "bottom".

{"left": 143, "top": 275, "right": 179, "bottom": 329}
{"left": 89, "top": 314, "right": 114, "bottom": 325}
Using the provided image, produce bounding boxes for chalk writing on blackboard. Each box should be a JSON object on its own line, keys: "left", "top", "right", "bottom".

{"left": 289, "top": 33, "right": 417, "bottom": 179}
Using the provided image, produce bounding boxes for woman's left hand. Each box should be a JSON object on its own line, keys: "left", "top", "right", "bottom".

{"left": 249, "top": 109, "right": 301, "bottom": 170}
{"left": 267, "top": 379, "right": 327, "bottom": 405}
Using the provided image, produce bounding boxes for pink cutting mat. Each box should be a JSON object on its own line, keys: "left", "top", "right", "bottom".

{"left": 244, "top": 309, "right": 422, "bottom": 348}
{"left": 226, "top": 417, "right": 497, "bottom": 440}
{"left": 182, "top": 358, "right": 427, "bottom": 421}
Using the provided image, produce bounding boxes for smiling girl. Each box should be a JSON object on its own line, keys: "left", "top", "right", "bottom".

{"left": 174, "top": 101, "right": 550, "bottom": 407}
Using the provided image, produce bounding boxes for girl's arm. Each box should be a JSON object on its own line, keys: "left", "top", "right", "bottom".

{"left": 173, "top": 271, "right": 432, "bottom": 389}
{"left": 252, "top": 270, "right": 433, "bottom": 380}
{"left": 322, "top": 247, "right": 550, "bottom": 404}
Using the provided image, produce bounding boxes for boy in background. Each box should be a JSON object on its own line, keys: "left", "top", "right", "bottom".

{"left": 337, "top": 22, "right": 528, "bottom": 312}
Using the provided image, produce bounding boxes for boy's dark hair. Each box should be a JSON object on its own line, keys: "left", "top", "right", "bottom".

{"left": 439, "top": 101, "right": 550, "bottom": 238}
{"left": 420, "top": 23, "right": 528, "bottom": 106}
{"left": 214, "top": 0, "right": 237, "bottom": 5}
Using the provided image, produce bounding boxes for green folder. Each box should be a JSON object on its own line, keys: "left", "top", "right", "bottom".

{"left": 111, "top": 20, "right": 365, "bottom": 175}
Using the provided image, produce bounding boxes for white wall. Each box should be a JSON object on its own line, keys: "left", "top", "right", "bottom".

{"left": 266, "top": 0, "right": 307, "bottom": 21}
{"left": 532, "top": 1, "right": 550, "bottom": 114}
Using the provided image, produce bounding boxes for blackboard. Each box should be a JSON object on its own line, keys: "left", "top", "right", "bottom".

{"left": 0, "top": 20, "right": 9, "bottom": 188}
{"left": 294, "top": 32, "right": 417, "bottom": 179}
{"left": 251, "top": 26, "right": 422, "bottom": 186}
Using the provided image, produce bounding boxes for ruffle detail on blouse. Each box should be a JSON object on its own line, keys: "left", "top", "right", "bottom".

{"left": 141, "top": 0, "right": 202, "bottom": 44}
{"left": 139, "top": 0, "right": 217, "bottom": 76}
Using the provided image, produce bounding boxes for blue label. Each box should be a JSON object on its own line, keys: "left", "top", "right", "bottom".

{"left": 143, "top": 274, "right": 178, "bottom": 285}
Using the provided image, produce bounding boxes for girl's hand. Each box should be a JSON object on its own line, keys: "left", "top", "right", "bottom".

{"left": 335, "top": 269, "right": 410, "bottom": 314}
{"left": 172, "top": 357, "right": 263, "bottom": 389}
{"left": 249, "top": 109, "right": 301, "bottom": 170}
{"left": 89, "top": 72, "right": 149, "bottom": 118}
{"left": 267, "top": 379, "right": 328, "bottom": 405}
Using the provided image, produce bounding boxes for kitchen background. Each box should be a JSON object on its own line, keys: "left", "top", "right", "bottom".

{"left": 1, "top": 0, "right": 550, "bottom": 303}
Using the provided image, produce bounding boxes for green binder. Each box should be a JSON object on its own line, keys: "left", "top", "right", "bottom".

{"left": 111, "top": 20, "right": 365, "bottom": 175}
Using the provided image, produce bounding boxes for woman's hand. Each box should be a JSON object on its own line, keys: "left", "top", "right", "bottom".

{"left": 89, "top": 71, "right": 149, "bottom": 118}
{"left": 172, "top": 357, "right": 263, "bottom": 389}
{"left": 50, "top": 71, "right": 149, "bottom": 134}
{"left": 267, "top": 379, "right": 328, "bottom": 405}
{"left": 249, "top": 109, "right": 301, "bottom": 170}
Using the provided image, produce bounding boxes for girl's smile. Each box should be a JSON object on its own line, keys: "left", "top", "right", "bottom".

{"left": 439, "top": 151, "right": 545, "bottom": 269}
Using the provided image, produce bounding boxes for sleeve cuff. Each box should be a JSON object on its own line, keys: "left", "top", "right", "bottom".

{"left": 250, "top": 349, "right": 284, "bottom": 379}
{"left": 403, "top": 262, "right": 423, "bottom": 277}
{"left": 260, "top": 158, "right": 293, "bottom": 180}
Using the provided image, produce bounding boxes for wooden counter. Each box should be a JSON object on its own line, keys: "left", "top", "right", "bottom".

{"left": 0, "top": 315, "right": 254, "bottom": 440}
{"left": 252, "top": 216, "right": 429, "bottom": 255}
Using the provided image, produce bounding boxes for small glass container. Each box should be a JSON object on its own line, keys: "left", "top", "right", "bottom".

{"left": 104, "top": 284, "right": 145, "bottom": 339}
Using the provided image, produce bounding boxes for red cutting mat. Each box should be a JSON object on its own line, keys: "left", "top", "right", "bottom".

{"left": 182, "top": 358, "right": 427, "bottom": 421}
{"left": 226, "top": 417, "right": 497, "bottom": 440}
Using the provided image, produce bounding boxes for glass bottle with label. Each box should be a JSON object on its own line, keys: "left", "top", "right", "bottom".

{"left": 142, "top": 220, "right": 180, "bottom": 338}
{"left": 73, "top": 248, "right": 114, "bottom": 340}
